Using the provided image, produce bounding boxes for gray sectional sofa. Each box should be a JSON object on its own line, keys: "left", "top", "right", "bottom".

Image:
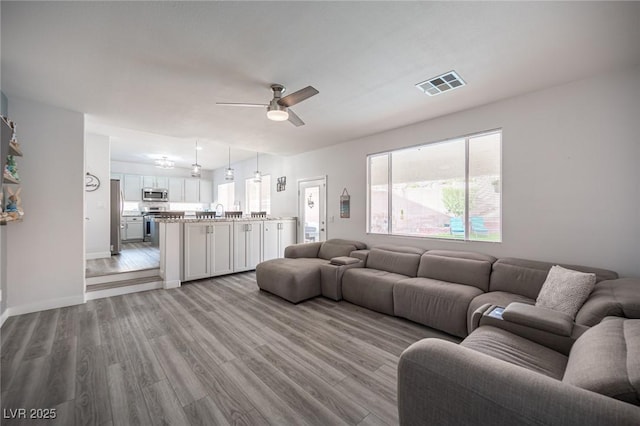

{"left": 257, "top": 241, "right": 637, "bottom": 338}
{"left": 397, "top": 316, "right": 640, "bottom": 425}
{"left": 257, "top": 240, "right": 640, "bottom": 423}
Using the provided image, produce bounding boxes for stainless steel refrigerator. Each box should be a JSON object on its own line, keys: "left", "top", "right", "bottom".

{"left": 110, "top": 179, "right": 123, "bottom": 254}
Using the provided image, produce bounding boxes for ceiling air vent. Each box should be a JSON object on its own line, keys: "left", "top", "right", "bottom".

{"left": 416, "top": 71, "right": 466, "bottom": 96}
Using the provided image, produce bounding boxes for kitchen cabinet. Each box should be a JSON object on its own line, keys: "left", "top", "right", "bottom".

{"left": 183, "top": 222, "right": 234, "bottom": 280}
{"left": 123, "top": 174, "right": 143, "bottom": 201}
{"left": 143, "top": 175, "right": 168, "bottom": 189}
{"left": 199, "top": 180, "right": 213, "bottom": 203}
{"left": 184, "top": 179, "right": 200, "bottom": 203}
{"left": 263, "top": 219, "right": 297, "bottom": 261}
{"left": 234, "top": 220, "right": 263, "bottom": 272}
{"left": 121, "top": 216, "right": 144, "bottom": 241}
{"left": 168, "top": 178, "right": 184, "bottom": 202}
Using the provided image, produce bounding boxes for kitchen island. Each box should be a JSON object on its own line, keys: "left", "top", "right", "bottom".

{"left": 155, "top": 216, "right": 297, "bottom": 288}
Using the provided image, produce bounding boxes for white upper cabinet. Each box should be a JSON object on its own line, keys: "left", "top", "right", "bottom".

{"left": 143, "top": 175, "right": 169, "bottom": 189}
{"left": 184, "top": 179, "right": 200, "bottom": 203}
{"left": 168, "top": 178, "right": 184, "bottom": 202}
{"left": 123, "top": 174, "right": 142, "bottom": 201}
{"left": 199, "top": 180, "right": 213, "bottom": 204}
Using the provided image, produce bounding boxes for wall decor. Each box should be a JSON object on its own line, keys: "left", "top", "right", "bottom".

{"left": 85, "top": 172, "right": 101, "bottom": 192}
{"left": 340, "top": 188, "right": 350, "bottom": 218}
{"left": 277, "top": 176, "right": 286, "bottom": 192}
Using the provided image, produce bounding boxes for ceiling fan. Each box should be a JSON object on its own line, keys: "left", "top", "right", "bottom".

{"left": 216, "top": 84, "right": 319, "bottom": 127}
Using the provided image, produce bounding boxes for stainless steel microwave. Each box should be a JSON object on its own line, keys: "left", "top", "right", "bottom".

{"left": 142, "top": 188, "right": 169, "bottom": 202}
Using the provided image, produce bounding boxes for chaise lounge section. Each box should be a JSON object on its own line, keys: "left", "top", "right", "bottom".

{"left": 255, "top": 238, "right": 366, "bottom": 303}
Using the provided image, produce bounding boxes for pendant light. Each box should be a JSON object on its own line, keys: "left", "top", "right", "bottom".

{"left": 191, "top": 141, "right": 202, "bottom": 178}
{"left": 225, "top": 146, "right": 234, "bottom": 181}
{"left": 253, "top": 152, "right": 262, "bottom": 182}
{"left": 155, "top": 156, "right": 174, "bottom": 169}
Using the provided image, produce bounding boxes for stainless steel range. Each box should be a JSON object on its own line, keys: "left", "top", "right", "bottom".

{"left": 142, "top": 206, "right": 167, "bottom": 246}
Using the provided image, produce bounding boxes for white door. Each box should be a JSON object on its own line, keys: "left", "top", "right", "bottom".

{"left": 211, "top": 222, "right": 234, "bottom": 275}
{"left": 279, "top": 219, "right": 297, "bottom": 257}
{"left": 263, "top": 221, "right": 279, "bottom": 262}
{"left": 183, "top": 223, "right": 210, "bottom": 281}
{"left": 298, "top": 177, "right": 327, "bottom": 243}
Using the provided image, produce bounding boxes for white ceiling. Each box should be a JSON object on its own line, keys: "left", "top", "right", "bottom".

{"left": 2, "top": 2, "right": 639, "bottom": 170}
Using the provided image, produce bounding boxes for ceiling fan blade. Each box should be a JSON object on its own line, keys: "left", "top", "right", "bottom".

{"left": 287, "top": 109, "right": 305, "bottom": 127}
{"left": 278, "top": 86, "right": 319, "bottom": 107}
{"left": 216, "top": 102, "right": 267, "bottom": 107}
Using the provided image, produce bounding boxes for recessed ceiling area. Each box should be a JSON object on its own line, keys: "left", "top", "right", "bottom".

{"left": 2, "top": 2, "right": 639, "bottom": 170}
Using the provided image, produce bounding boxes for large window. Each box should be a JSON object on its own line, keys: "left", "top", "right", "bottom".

{"left": 217, "top": 182, "right": 235, "bottom": 211}
{"left": 367, "top": 130, "right": 501, "bottom": 242}
{"left": 245, "top": 175, "right": 271, "bottom": 214}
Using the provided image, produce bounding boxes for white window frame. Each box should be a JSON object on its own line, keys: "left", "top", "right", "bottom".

{"left": 245, "top": 174, "right": 271, "bottom": 214}
{"left": 216, "top": 182, "right": 235, "bottom": 211}
{"left": 366, "top": 129, "right": 502, "bottom": 242}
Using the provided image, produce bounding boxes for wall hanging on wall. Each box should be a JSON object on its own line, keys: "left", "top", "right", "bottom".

{"left": 340, "top": 188, "right": 350, "bottom": 218}
{"left": 277, "top": 176, "right": 286, "bottom": 192}
{"left": 85, "top": 172, "right": 101, "bottom": 192}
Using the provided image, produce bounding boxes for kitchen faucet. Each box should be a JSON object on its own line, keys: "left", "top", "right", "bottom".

{"left": 215, "top": 203, "right": 225, "bottom": 217}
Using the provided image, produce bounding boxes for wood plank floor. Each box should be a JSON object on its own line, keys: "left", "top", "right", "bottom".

{"left": 86, "top": 242, "right": 160, "bottom": 277}
{"left": 1, "top": 272, "right": 459, "bottom": 425}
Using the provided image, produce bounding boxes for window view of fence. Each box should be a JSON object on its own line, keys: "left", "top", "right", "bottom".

{"left": 367, "top": 130, "right": 501, "bottom": 242}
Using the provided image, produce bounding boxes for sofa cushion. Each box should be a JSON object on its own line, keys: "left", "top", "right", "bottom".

{"left": 342, "top": 268, "right": 406, "bottom": 315}
{"left": 535, "top": 265, "right": 596, "bottom": 318}
{"left": 576, "top": 278, "right": 640, "bottom": 326}
{"left": 489, "top": 258, "right": 617, "bottom": 300}
{"left": 317, "top": 239, "right": 367, "bottom": 261}
{"left": 467, "top": 291, "right": 535, "bottom": 335}
{"left": 395, "top": 277, "right": 484, "bottom": 338}
{"left": 462, "top": 326, "right": 568, "bottom": 380}
{"left": 417, "top": 250, "right": 495, "bottom": 292}
{"left": 365, "top": 245, "right": 424, "bottom": 277}
{"left": 563, "top": 317, "right": 640, "bottom": 406}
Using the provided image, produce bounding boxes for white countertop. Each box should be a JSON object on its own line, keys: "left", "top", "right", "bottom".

{"left": 154, "top": 216, "right": 296, "bottom": 223}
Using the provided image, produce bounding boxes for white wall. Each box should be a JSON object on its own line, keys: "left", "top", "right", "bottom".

{"left": 214, "top": 66, "right": 640, "bottom": 277}
{"left": 6, "top": 96, "right": 85, "bottom": 314}
{"left": 85, "top": 133, "right": 111, "bottom": 259}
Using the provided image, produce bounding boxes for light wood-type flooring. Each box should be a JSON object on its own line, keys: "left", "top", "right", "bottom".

{"left": 86, "top": 242, "right": 160, "bottom": 277}
{"left": 1, "top": 272, "right": 459, "bottom": 425}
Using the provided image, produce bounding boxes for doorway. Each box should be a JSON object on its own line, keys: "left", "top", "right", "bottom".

{"left": 298, "top": 176, "right": 327, "bottom": 243}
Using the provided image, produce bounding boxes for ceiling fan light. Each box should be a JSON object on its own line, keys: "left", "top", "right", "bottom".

{"left": 267, "top": 109, "right": 289, "bottom": 121}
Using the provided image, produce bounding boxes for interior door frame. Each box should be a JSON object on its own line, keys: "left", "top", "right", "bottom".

{"left": 297, "top": 176, "right": 327, "bottom": 243}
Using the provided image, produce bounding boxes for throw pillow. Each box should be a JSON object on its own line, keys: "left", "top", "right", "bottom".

{"left": 536, "top": 265, "right": 596, "bottom": 318}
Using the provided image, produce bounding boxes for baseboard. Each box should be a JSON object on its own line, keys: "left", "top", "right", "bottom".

{"left": 86, "top": 251, "right": 111, "bottom": 260}
{"left": 5, "top": 294, "right": 85, "bottom": 318}
{"left": 85, "top": 280, "right": 163, "bottom": 301}
{"left": 163, "top": 279, "right": 181, "bottom": 289}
